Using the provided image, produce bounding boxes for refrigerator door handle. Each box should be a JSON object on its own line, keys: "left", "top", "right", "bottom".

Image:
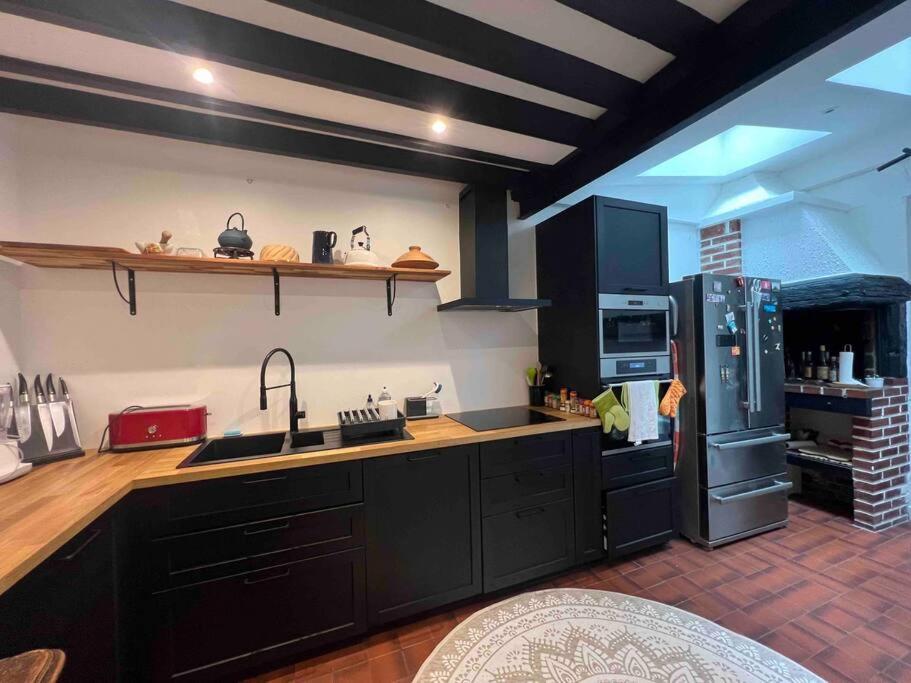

{"left": 711, "top": 433, "right": 791, "bottom": 450}
{"left": 710, "top": 480, "right": 792, "bottom": 504}
{"left": 669, "top": 295, "right": 679, "bottom": 338}
{"left": 751, "top": 284, "right": 763, "bottom": 413}
{"left": 744, "top": 299, "right": 757, "bottom": 413}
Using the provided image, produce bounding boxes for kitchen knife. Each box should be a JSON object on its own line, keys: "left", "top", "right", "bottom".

{"left": 60, "top": 378, "right": 81, "bottom": 447}
{"left": 45, "top": 374, "right": 67, "bottom": 438}
{"left": 14, "top": 374, "right": 31, "bottom": 444}
{"left": 34, "top": 375, "right": 54, "bottom": 450}
{"left": 17, "top": 373, "right": 28, "bottom": 403}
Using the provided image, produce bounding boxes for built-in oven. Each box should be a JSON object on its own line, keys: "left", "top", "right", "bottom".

{"left": 599, "top": 294, "right": 673, "bottom": 380}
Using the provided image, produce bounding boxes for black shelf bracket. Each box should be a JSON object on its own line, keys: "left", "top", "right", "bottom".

{"left": 386, "top": 274, "right": 397, "bottom": 317}
{"left": 111, "top": 261, "right": 136, "bottom": 315}
{"left": 272, "top": 268, "right": 281, "bottom": 316}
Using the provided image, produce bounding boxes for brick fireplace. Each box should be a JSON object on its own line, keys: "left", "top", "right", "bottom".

{"left": 786, "top": 380, "right": 909, "bottom": 530}
{"left": 781, "top": 273, "right": 911, "bottom": 531}
{"left": 699, "top": 219, "right": 742, "bottom": 275}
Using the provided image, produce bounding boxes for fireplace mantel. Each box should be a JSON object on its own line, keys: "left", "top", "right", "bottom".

{"left": 781, "top": 273, "right": 911, "bottom": 310}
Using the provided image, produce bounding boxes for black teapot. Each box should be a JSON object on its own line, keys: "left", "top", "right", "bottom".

{"left": 218, "top": 212, "right": 253, "bottom": 250}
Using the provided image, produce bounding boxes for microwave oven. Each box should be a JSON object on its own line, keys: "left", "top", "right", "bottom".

{"left": 599, "top": 293, "right": 673, "bottom": 380}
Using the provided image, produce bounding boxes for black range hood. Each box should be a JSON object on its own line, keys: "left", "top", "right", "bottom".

{"left": 438, "top": 185, "right": 551, "bottom": 312}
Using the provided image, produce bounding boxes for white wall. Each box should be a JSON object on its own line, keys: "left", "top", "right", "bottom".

{"left": 668, "top": 220, "right": 701, "bottom": 280}
{"left": 782, "top": 119, "right": 911, "bottom": 280}
{"left": 1, "top": 115, "right": 539, "bottom": 444}
{"left": 0, "top": 120, "right": 22, "bottom": 382}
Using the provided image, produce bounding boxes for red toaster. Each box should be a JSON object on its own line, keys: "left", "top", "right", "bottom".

{"left": 108, "top": 404, "right": 208, "bottom": 451}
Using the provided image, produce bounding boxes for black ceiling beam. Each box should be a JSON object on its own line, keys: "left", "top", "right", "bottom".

{"left": 553, "top": 0, "right": 716, "bottom": 56}
{"left": 267, "top": 0, "right": 640, "bottom": 111}
{"left": 0, "top": 0, "right": 592, "bottom": 147}
{"left": 0, "top": 56, "right": 543, "bottom": 173}
{"left": 0, "top": 78, "right": 527, "bottom": 186}
{"left": 513, "top": 0, "right": 905, "bottom": 218}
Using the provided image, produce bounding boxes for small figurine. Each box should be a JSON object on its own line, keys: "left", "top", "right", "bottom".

{"left": 136, "top": 230, "right": 174, "bottom": 255}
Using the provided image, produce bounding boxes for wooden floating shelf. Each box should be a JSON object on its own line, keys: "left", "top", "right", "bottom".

{"left": 0, "top": 241, "right": 449, "bottom": 317}
{"left": 0, "top": 241, "right": 450, "bottom": 283}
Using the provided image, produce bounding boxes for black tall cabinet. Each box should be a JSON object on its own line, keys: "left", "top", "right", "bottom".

{"left": 536, "top": 196, "right": 669, "bottom": 398}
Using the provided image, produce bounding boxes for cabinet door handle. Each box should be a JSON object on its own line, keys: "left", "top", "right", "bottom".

{"left": 243, "top": 567, "right": 291, "bottom": 585}
{"left": 514, "top": 470, "right": 546, "bottom": 484}
{"left": 60, "top": 528, "right": 102, "bottom": 561}
{"left": 407, "top": 451, "right": 439, "bottom": 462}
{"left": 516, "top": 507, "right": 546, "bottom": 518}
{"left": 241, "top": 475, "right": 287, "bottom": 485}
{"left": 244, "top": 521, "right": 291, "bottom": 536}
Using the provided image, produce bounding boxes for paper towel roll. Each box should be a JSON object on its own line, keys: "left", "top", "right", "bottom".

{"left": 839, "top": 350, "right": 855, "bottom": 382}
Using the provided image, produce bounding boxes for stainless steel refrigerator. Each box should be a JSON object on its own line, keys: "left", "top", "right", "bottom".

{"left": 671, "top": 274, "right": 790, "bottom": 548}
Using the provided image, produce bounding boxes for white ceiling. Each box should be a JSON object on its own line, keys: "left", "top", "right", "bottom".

{"left": 519, "top": 1, "right": 911, "bottom": 223}
{"left": 0, "top": 12, "right": 577, "bottom": 164}
{"left": 596, "top": 1, "right": 911, "bottom": 188}
{"left": 0, "top": 0, "right": 750, "bottom": 170}
{"left": 425, "top": 0, "right": 675, "bottom": 82}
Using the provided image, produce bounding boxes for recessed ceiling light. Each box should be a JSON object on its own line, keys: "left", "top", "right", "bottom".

{"left": 638, "top": 125, "right": 830, "bottom": 178}
{"left": 431, "top": 120, "right": 447, "bottom": 135}
{"left": 192, "top": 67, "right": 214, "bottom": 84}
{"left": 827, "top": 36, "right": 911, "bottom": 96}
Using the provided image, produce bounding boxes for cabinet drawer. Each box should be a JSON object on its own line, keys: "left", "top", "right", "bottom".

{"left": 141, "top": 460, "right": 363, "bottom": 535}
{"left": 604, "top": 477, "right": 675, "bottom": 558}
{"left": 480, "top": 432, "right": 571, "bottom": 478}
{"left": 481, "top": 464, "right": 572, "bottom": 516}
{"left": 148, "top": 548, "right": 365, "bottom": 680}
{"left": 482, "top": 499, "right": 574, "bottom": 593}
{"left": 149, "top": 504, "right": 364, "bottom": 589}
{"left": 602, "top": 445, "right": 673, "bottom": 490}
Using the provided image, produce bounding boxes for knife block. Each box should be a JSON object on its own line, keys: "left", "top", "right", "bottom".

{"left": 10, "top": 401, "right": 85, "bottom": 465}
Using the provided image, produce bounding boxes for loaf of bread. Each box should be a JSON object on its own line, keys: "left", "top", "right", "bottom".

{"left": 259, "top": 244, "right": 300, "bottom": 262}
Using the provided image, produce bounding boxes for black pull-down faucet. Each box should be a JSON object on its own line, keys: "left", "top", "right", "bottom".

{"left": 259, "top": 348, "right": 306, "bottom": 433}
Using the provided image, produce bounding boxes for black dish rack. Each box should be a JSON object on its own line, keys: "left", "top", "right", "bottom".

{"left": 337, "top": 408, "right": 406, "bottom": 440}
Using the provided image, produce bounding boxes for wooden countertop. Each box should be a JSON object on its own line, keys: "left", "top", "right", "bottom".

{"left": 0, "top": 409, "right": 598, "bottom": 597}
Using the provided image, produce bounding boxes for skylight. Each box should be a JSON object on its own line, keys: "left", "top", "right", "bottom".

{"left": 638, "top": 125, "right": 830, "bottom": 177}
{"left": 827, "top": 36, "right": 911, "bottom": 96}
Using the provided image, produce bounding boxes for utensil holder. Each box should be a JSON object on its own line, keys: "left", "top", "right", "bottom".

{"left": 528, "top": 385, "right": 545, "bottom": 407}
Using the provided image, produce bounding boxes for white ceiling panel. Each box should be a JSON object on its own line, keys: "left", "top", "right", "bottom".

{"left": 0, "top": 13, "right": 576, "bottom": 164}
{"left": 426, "top": 0, "right": 674, "bottom": 82}
{"left": 676, "top": 0, "right": 750, "bottom": 23}
{"left": 175, "top": 0, "right": 603, "bottom": 118}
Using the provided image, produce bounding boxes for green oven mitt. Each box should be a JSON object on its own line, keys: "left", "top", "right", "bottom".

{"left": 592, "top": 389, "right": 630, "bottom": 434}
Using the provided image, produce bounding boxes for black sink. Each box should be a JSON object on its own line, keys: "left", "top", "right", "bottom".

{"left": 179, "top": 427, "right": 412, "bottom": 468}
{"left": 290, "top": 430, "right": 326, "bottom": 449}
{"left": 181, "top": 431, "right": 288, "bottom": 466}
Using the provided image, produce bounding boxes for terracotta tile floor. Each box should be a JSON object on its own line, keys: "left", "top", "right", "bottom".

{"left": 248, "top": 500, "right": 911, "bottom": 683}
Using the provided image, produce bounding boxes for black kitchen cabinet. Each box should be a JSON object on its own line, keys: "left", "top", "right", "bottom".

{"left": 0, "top": 513, "right": 118, "bottom": 682}
{"left": 572, "top": 429, "right": 605, "bottom": 564}
{"left": 602, "top": 444, "right": 674, "bottom": 491}
{"left": 365, "top": 445, "right": 482, "bottom": 625}
{"left": 124, "top": 460, "right": 368, "bottom": 681}
{"left": 146, "top": 549, "right": 365, "bottom": 681}
{"left": 482, "top": 499, "right": 574, "bottom": 592}
{"left": 596, "top": 197, "right": 668, "bottom": 296}
{"left": 604, "top": 477, "right": 676, "bottom": 558}
{"left": 536, "top": 195, "right": 669, "bottom": 397}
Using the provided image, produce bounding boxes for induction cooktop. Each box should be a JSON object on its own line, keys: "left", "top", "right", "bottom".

{"left": 446, "top": 406, "right": 563, "bottom": 432}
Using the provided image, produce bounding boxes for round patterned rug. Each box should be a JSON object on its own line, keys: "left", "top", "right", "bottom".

{"left": 413, "top": 588, "right": 823, "bottom": 682}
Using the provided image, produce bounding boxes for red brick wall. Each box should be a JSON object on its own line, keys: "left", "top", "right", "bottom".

{"left": 700, "top": 219, "right": 742, "bottom": 275}
{"left": 851, "top": 378, "right": 910, "bottom": 530}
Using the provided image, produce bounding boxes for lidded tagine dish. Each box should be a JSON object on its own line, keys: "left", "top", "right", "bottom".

{"left": 392, "top": 245, "right": 439, "bottom": 269}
